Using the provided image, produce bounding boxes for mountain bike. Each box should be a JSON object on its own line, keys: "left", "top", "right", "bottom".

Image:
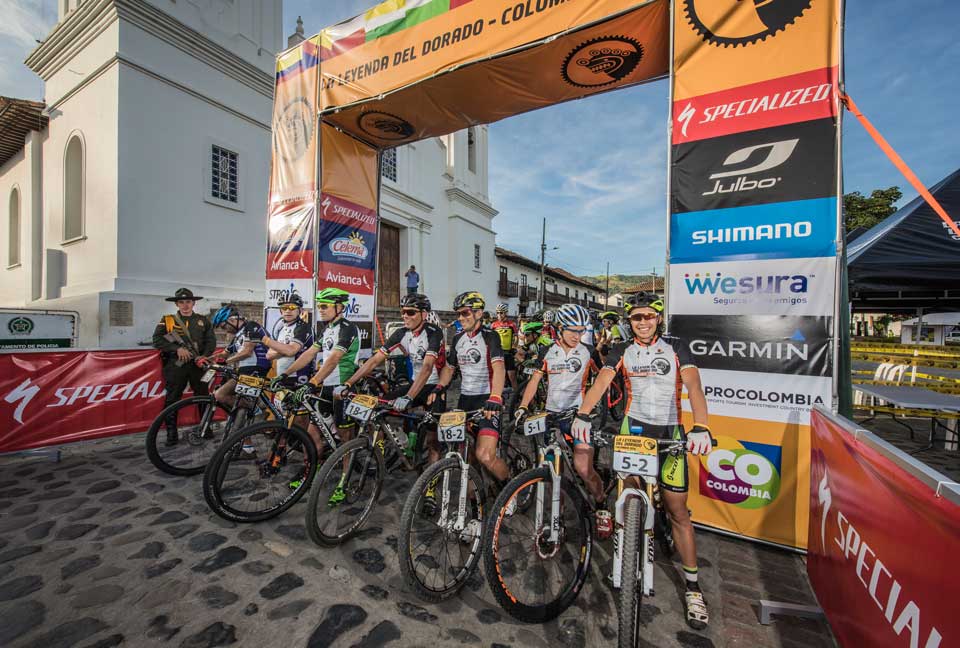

{"left": 201, "top": 382, "right": 340, "bottom": 523}
{"left": 145, "top": 364, "right": 281, "bottom": 476}
{"left": 398, "top": 409, "right": 534, "bottom": 602}
{"left": 597, "top": 374, "right": 626, "bottom": 430}
{"left": 306, "top": 393, "right": 434, "bottom": 547}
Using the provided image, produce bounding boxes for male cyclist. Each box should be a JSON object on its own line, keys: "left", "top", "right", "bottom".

{"left": 275, "top": 288, "right": 359, "bottom": 470}
{"left": 597, "top": 311, "right": 625, "bottom": 357}
{"left": 541, "top": 309, "right": 559, "bottom": 343}
{"left": 573, "top": 291, "right": 713, "bottom": 630}
{"left": 341, "top": 293, "right": 446, "bottom": 463}
{"left": 209, "top": 305, "right": 271, "bottom": 409}
{"left": 514, "top": 304, "right": 605, "bottom": 528}
{"left": 491, "top": 303, "right": 520, "bottom": 390}
{"left": 260, "top": 294, "right": 314, "bottom": 385}
{"left": 428, "top": 291, "right": 510, "bottom": 484}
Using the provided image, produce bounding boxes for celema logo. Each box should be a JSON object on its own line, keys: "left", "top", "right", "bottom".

{"left": 702, "top": 139, "right": 798, "bottom": 196}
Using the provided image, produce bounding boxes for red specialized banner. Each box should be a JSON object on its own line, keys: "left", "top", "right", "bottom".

{"left": 0, "top": 350, "right": 166, "bottom": 453}
{"left": 808, "top": 409, "right": 957, "bottom": 648}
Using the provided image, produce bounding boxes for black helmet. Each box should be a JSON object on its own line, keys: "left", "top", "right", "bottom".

{"left": 279, "top": 293, "right": 304, "bottom": 308}
{"left": 624, "top": 291, "right": 664, "bottom": 314}
{"left": 453, "top": 291, "right": 485, "bottom": 311}
{"left": 400, "top": 293, "right": 431, "bottom": 311}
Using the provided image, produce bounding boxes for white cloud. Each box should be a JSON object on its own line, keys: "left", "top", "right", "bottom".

{"left": 0, "top": 1, "right": 55, "bottom": 50}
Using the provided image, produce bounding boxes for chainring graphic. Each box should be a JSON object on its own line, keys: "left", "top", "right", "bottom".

{"left": 684, "top": 0, "right": 812, "bottom": 47}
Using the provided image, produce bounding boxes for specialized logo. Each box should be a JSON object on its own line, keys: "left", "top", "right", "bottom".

{"left": 321, "top": 194, "right": 378, "bottom": 228}
{"left": 703, "top": 139, "right": 797, "bottom": 196}
{"left": 4, "top": 377, "right": 165, "bottom": 426}
{"left": 692, "top": 221, "right": 811, "bottom": 245}
{"left": 8, "top": 316, "right": 33, "bottom": 336}
{"left": 684, "top": 0, "right": 812, "bottom": 48}
{"left": 329, "top": 232, "right": 370, "bottom": 262}
{"left": 699, "top": 438, "right": 782, "bottom": 508}
{"left": 561, "top": 36, "right": 643, "bottom": 88}
{"left": 275, "top": 97, "right": 314, "bottom": 161}
{"left": 677, "top": 103, "right": 697, "bottom": 139}
{"left": 358, "top": 111, "right": 415, "bottom": 141}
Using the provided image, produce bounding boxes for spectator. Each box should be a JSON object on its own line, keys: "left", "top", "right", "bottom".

{"left": 405, "top": 265, "right": 420, "bottom": 294}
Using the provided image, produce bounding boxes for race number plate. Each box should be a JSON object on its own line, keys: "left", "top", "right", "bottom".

{"left": 612, "top": 435, "right": 659, "bottom": 478}
{"left": 235, "top": 375, "right": 264, "bottom": 398}
{"left": 200, "top": 369, "right": 216, "bottom": 383}
{"left": 523, "top": 367, "right": 535, "bottom": 375}
{"left": 438, "top": 411, "right": 467, "bottom": 443}
{"left": 273, "top": 390, "right": 286, "bottom": 409}
{"left": 345, "top": 394, "right": 378, "bottom": 423}
{"left": 523, "top": 413, "right": 548, "bottom": 436}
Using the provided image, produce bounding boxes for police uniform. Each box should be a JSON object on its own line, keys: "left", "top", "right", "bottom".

{"left": 152, "top": 288, "right": 217, "bottom": 413}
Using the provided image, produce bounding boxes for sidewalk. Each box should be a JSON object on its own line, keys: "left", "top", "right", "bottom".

{"left": 0, "top": 433, "right": 835, "bottom": 648}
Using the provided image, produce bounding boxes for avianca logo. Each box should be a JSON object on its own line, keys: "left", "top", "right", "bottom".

{"left": 684, "top": 272, "right": 809, "bottom": 295}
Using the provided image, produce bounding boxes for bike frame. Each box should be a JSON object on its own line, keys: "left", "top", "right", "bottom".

{"left": 611, "top": 481, "right": 655, "bottom": 596}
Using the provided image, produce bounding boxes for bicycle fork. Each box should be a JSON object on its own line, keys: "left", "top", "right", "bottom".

{"left": 439, "top": 446, "right": 471, "bottom": 533}
{"left": 612, "top": 480, "right": 656, "bottom": 596}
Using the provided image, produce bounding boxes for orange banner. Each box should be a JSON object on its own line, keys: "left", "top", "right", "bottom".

{"left": 319, "top": 0, "right": 657, "bottom": 111}
{"left": 270, "top": 37, "right": 322, "bottom": 204}
{"left": 320, "top": 124, "right": 380, "bottom": 210}
{"left": 673, "top": 0, "right": 840, "bottom": 101}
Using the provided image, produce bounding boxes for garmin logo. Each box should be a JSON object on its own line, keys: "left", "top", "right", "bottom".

{"left": 692, "top": 221, "right": 812, "bottom": 245}
{"left": 690, "top": 339, "right": 808, "bottom": 361}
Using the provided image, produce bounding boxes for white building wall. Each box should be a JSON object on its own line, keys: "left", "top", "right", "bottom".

{"left": 495, "top": 256, "right": 601, "bottom": 317}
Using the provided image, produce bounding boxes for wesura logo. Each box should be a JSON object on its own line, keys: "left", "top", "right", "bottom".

{"left": 684, "top": 271, "right": 809, "bottom": 295}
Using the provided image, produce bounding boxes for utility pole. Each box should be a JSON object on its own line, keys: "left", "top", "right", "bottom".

{"left": 605, "top": 262, "right": 610, "bottom": 308}
{"left": 651, "top": 266, "right": 657, "bottom": 292}
{"left": 538, "top": 217, "right": 546, "bottom": 312}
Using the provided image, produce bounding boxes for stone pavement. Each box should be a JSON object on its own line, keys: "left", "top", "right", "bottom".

{"left": 0, "top": 433, "right": 836, "bottom": 648}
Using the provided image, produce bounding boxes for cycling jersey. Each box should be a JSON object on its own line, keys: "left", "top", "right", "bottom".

{"left": 447, "top": 326, "right": 504, "bottom": 396}
{"left": 227, "top": 326, "right": 271, "bottom": 373}
{"left": 535, "top": 342, "right": 601, "bottom": 412}
{"left": 491, "top": 319, "right": 519, "bottom": 352}
{"left": 603, "top": 335, "right": 695, "bottom": 426}
{"left": 380, "top": 322, "right": 445, "bottom": 385}
{"left": 581, "top": 322, "right": 596, "bottom": 346}
{"left": 312, "top": 317, "right": 360, "bottom": 387}
{"left": 274, "top": 319, "right": 314, "bottom": 380}
{"left": 543, "top": 323, "right": 559, "bottom": 342}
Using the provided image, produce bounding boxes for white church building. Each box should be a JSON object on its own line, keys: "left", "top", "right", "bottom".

{"left": 0, "top": 0, "right": 497, "bottom": 348}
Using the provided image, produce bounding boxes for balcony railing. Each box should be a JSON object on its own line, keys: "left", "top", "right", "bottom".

{"left": 498, "top": 279, "right": 518, "bottom": 298}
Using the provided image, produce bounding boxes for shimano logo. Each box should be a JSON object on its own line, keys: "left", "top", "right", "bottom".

{"left": 692, "top": 221, "right": 811, "bottom": 245}
{"left": 684, "top": 272, "right": 809, "bottom": 295}
{"left": 703, "top": 139, "right": 798, "bottom": 196}
{"left": 690, "top": 339, "right": 808, "bottom": 361}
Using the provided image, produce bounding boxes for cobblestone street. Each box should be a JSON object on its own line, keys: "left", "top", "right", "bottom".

{"left": 0, "top": 433, "right": 835, "bottom": 648}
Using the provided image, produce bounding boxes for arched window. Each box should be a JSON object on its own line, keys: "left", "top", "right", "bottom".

{"left": 8, "top": 187, "right": 20, "bottom": 266}
{"left": 64, "top": 134, "right": 84, "bottom": 241}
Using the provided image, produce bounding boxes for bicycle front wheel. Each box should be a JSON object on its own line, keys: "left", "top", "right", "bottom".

{"left": 398, "top": 456, "right": 485, "bottom": 602}
{"left": 618, "top": 496, "right": 645, "bottom": 648}
{"left": 306, "top": 437, "right": 384, "bottom": 547}
{"left": 145, "top": 396, "right": 232, "bottom": 476}
{"left": 482, "top": 466, "right": 592, "bottom": 623}
{"left": 202, "top": 421, "right": 317, "bottom": 523}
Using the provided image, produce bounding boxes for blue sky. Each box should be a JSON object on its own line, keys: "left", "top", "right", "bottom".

{"left": 4, "top": 0, "right": 958, "bottom": 277}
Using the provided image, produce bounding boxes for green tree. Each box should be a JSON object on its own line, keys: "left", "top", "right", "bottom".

{"left": 843, "top": 186, "right": 902, "bottom": 233}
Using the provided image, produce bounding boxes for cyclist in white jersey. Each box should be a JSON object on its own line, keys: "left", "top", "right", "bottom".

{"left": 261, "top": 294, "right": 313, "bottom": 385}
{"left": 209, "top": 305, "right": 270, "bottom": 409}
{"left": 574, "top": 291, "right": 713, "bottom": 630}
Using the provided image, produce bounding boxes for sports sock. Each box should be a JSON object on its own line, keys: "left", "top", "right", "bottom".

{"left": 683, "top": 565, "right": 700, "bottom": 591}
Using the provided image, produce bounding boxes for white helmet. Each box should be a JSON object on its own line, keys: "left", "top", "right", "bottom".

{"left": 556, "top": 303, "right": 590, "bottom": 329}
{"left": 542, "top": 309, "right": 556, "bottom": 324}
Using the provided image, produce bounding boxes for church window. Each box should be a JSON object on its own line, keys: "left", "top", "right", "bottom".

{"left": 64, "top": 134, "right": 84, "bottom": 242}
{"left": 381, "top": 148, "right": 397, "bottom": 182}
{"left": 211, "top": 145, "right": 239, "bottom": 203}
{"left": 8, "top": 187, "right": 20, "bottom": 266}
{"left": 467, "top": 127, "right": 477, "bottom": 173}
{"left": 474, "top": 243, "right": 481, "bottom": 270}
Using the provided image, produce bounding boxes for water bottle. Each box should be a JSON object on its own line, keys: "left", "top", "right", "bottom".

{"left": 404, "top": 430, "right": 418, "bottom": 459}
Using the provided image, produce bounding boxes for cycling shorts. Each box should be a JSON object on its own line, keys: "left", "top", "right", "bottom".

{"left": 318, "top": 385, "right": 353, "bottom": 428}
{"left": 618, "top": 417, "right": 689, "bottom": 493}
{"left": 456, "top": 393, "right": 500, "bottom": 440}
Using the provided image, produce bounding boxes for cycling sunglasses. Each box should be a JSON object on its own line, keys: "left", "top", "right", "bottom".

{"left": 629, "top": 313, "right": 660, "bottom": 321}
{"left": 279, "top": 304, "right": 299, "bottom": 312}
{"left": 401, "top": 309, "right": 420, "bottom": 317}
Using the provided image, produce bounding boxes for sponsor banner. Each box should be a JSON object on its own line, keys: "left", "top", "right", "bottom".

{"left": 808, "top": 409, "right": 957, "bottom": 647}
{"left": 684, "top": 412, "right": 810, "bottom": 549}
{"left": 343, "top": 293, "right": 376, "bottom": 322}
{"left": 270, "top": 37, "right": 321, "bottom": 204}
{"left": 670, "top": 315, "right": 832, "bottom": 377}
{"left": 320, "top": 193, "right": 378, "bottom": 233}
{"left": 673, "top": 67, "right": 838, "bottom": 145}
{"left": 265, "top": 279, "right": 314, "bottom": 309}
{"left": 266, "top": 201, "right": 316, "bottom": 280}
{"left": 672, "top": 118, "right": 838, "bottom": 213}
{"left": 319, "top": 221, "right": 377, "bottom": 271}
{"left": 0, "top": 311, "right": 76, "bottom": 350}
{"left": 669, "top": 256, "right": 837, "bottom": 316}
{"left": 670, "top": 197, "right": 837, "bottom": 263}
{"left": 673, "top": 0, "right": 840, "bottom": 100}
{"left": 319, "top": 263, "right": 376, "bottom": 295}
{"left": 684, "top": 368, "right": 831, "bottom": 425}
{"left": 355, "top": 320, "right": 375, "bottom": 359}
{"left": 0, "top": 350, "right": 166, "bottom": 453}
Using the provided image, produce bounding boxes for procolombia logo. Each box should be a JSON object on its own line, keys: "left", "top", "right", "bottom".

{"left": 561, "top": 36, "right": 643, "bottom": 88}
{"left": 699, "top": 439, "right": 782, "bottom": 509}
{"left": 684, "top": 0, "right": 812, "bottom": 48}
{"left": 357, "top": 111, "right": 415, "bottom": 141}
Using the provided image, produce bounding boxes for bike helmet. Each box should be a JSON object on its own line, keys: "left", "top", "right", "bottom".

{"left": 624, "top": 291, "right": 664, "bottom": 314}
{"left": 495, "top": 303, "right": 508, "bottom": 314}
{"left": 315, "top": 287, "right": 350, "bottom": 305}
{"left": 556, "top": 303, "right": 590, "bottom": 329}
{"left": 453, "top": 291, "right": 485, "bottom": 311}
{"left": 212, "top": 305, "right": 241, "bottom": 326}
{"left": 400, "top": 293, "right": 431, "bottom": 311}
{"left": 521, "top": 321, "right": 544, "bottom": 334}
{"left": 600, "top": 310, "right": 620, "bottom": 323}
{"left": 542, "top": 309, "right": 556, "bottom": 324}
{"left": 278, "top": 293, "right": 304, "bottom": 308}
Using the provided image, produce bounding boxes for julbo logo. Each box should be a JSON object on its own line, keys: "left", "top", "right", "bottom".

{"left": 702, "top": 139, "right": 798, "bottom": 196}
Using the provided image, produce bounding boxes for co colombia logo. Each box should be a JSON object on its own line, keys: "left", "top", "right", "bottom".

{"left": 684, "top": 0, "right": 812, "bottom": 48}
{"left": 699, "top": 438, "right": 781, "bottom": 508}
{"left": 561, "top": 36, "right": 643, "bottom": 89}
{"left": 357, "top": 111, "right": 415, "bottom": 141}
{"left": 8, "top": 316, "right": 33, "bottom": 336}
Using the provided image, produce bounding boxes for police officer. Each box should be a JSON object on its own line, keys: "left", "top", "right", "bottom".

{"left": 152, "top": 288, "right": 217, "bottom": 445}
